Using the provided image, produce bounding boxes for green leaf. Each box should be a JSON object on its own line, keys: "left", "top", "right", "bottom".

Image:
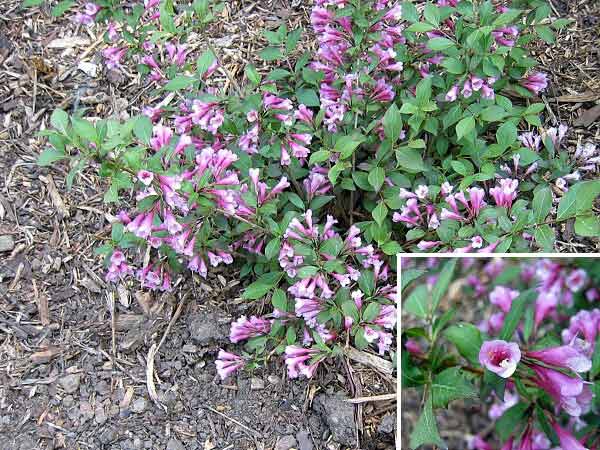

{"left": 409, "top": 395, "right": 445, "bottom": 450}
{"left": 500, "top": 289, "right": 536, "bottom": 340}
{"left": 535, "top": 24, "right": 555, "bottom": 44}
{"left": 496, "top": 122, "right": 517, "bottom": 149}
{"left": 401, "top": 2, "right": 418, "bottom": 22}
{"left": 23, "top": 0, "right": 43, "bottom": 5}
{"left": 164, "top": 75, "right": 196, "bottom": 91}
{"left": 432, "top": 368, "right": 478, "bottom": 409}
{"left": 383, "top": 104, "right": 402, "bottom": 142}
{"left": 455, "top": 117, "right": 475, "bottom": 141}
{"left": 482, "top": 369, "right": 506, "bottom": 400}
{"left": 534, "top": 224, "right": 555, "bottom": 251}
{"left": 259, "top": 47, "right": 282, "bottom": 61}
{"left": 242, "top": 272, "right": 283, "bottom": 300}
{"left": 575, "top": 214, "right": 600, "bottom": 237}
{"left": 265, "top": 238, "right": 281, "bottom": 260}
{"left": 495, "top": 402, "right": 529, "bottom": 441}
{"left": 285, "top": 28, "right": 302, "bottom": 53}
{"left": 479, "top": 105, "right": 507, "bottom": 122}
{"left": 444, "top": 323, "right": 482, "bottom": 365}
{"left": 382, "top": 240, "right": 402, "bottom": 255}
{"left": 196, "top": 49, "right": 216, "bottom": 77}
{"left": 396, "top": 148, "right": 426, "bottom": 172}
{"left": 71, "top": 117, "right": 97, "bottom": 142}
{"left": 441, "top": 57, "right": 465, "bottom": 74}
{"left": 320, "top": 236, "right": 344, "bottom": 258}
{"left": 358, "top": 270, "right": 375, "bottom": 296}
{"left": 427, "top": 37, "right": 454, "bottom": 51}
{"left": 133, "top": 115, "right": 153, "bottom": 145}
{"left": 368, "top": 167, "right": 385, "bottom": 192}
{"left": 309, "top": 149, "right": 330, "bottom": 165}
{"left": 38, "top": 147, "right": 67, "bottom": 166}
{"left": 431, "top": 259, "right": 457, "bottom": 312}
{"left": 266, "top": 69, "right": 291, "bottom": 81}
{"left": 296, "top": 88, "right": 320, "bottom": 107}
{"left": 342, "top": 300, "right": 359, "bottom": 323}
{"left": 271, "top": 288, "right": 288, "bottom": 312}
{"left": 532, "top": 186, "right": 552, "bottom": 222}
{"left": 50, "top": 109, "right": 69, "bottom": 133}
{"left": 372, "top": 201, "right": 388, "bottom": 226}
{"left": 328, "top": 161, "right": 348, "bottom": 185}
{"left": 535, "top": 404, "right": 559, "bottom": 446}
{"left": 245, "top": 64, "right": 261, "bottom": 85}
{"left": 424, "top": 3, "right": 441, "bottom": 26}
{"left": 591, "top": 335, "right": 600, "bottom": 379}
{"left": 335, "top": 134, "right": 365, "bottom": 158}
{"left": 406, "top": 22, "right": 436, "bottom": 32}
{"left": 362, "top": 303, "right": 381, "bottom": 322}
{"left": 401, "top": 269, "right": 425, "bottom": 292}
{"left": 51, "top": 0, "right": 74, "bottom": 16}
{"left": 403, "top": 285, "right": 429, "bottom": 319}
{"left": 557, "top": 180, "right": 600, "bottom": 221}
{"left": 297, "top": 266, "right": 319, "bottom": 278}
{"left": 111, "top": 223, "right": 124, "bottom": 242}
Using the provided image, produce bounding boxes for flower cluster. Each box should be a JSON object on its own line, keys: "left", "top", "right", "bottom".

{"left": 218, "top": 212, "right": 397, "bottom": 380}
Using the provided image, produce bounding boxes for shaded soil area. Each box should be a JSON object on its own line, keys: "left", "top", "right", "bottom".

{"left": 0, "top": 1, "right": 396, "bottom": 449}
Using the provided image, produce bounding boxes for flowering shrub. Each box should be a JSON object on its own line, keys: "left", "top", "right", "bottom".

{"left": 34, "top": 0, "right": 598, "bottom": 377}
{"left": 401, "top": 257, "right": 600, "bottom": 449}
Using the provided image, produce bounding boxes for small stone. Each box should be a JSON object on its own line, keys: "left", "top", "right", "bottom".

{"left": 99, "top": 427, "right": 118, "bottom": 444}
{"left": 296, "top": 430, "right": 313, "bottom": 450}
{"left": 182, "top": 344, "right": 197, "bottom": 353}
{"left": 166, "top": 438, "right": 185, "bottom": 450}
{"left": 62, "top": 395, "right": 74, "bottom": 407}
{"left": 377, "top": 413, "right": 396, "bottom": 434}
{"left": 131, "top": 397, "right": 147, "bottom": 414}
{"left": 0, "top": 235, "right": 14, "bottom": 252}
{"left": 77, "top": 61, "right": 98, "bottom": 77}
{"left": 267, "top": 375, "right": 280, "bottom": 385}
{"left": 313, "top": 393, "right": 356, "bottom": 446}
{"left": 187, "top": 313, "right": 227, "bottom": 345}
{"left": 250, "top": 377, "right": 265, "bottom": 390}
{"left": 95, "top": 405, "right": 107, "bottom": 425}
{"left": 59, "top": 374, "right": 80, "bottom": 394}
{"left": 275, "top": 435, "right": 298, "bottom": 450}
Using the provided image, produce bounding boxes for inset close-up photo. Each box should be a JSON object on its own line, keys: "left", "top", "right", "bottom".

{"left": 400, "top": 257, "right": 600, "bottom": 450}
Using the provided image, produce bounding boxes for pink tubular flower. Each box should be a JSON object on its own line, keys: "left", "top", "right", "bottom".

{"left": 566, "top": 269, "right": 587, "bottom": 292}
{"left": 492, "top": 26, "right": 519, "bottom": 47}
{"left": 137, "top": 170, "right": 154, "bottom": 186}
{"left": 468, "top": 435, "right": 493, "bottom": 450}
{"left": 417, "top": 240, "right": 442, "bottom": 251}
{"left": 107, "top": 22, "right": 119, "bottom": 41}
{"left": 373, "top": 305, "right": 396, "bottom": 329}
{"left": 479, "top": 340, "right": 521, "bottom": 378}
{"left": 215, "top": 350, "right": 245, "bottom": 380}
{"left": 531, "top": 364, "right": 584, "bottom": 416}
{"left": 489, "top": 286, "right": 519, "bottom": 313}
{"left": 490, "top": 179, "right": 518, "bottom": 208}
{"left": 165, "top": 42, "right": 188, "bottom": 66}
{"left": 229, "top": 315, "right": 271, "bottom": 343}
{"left": 520, "top": 72, "right": 548, "bottom": 95}
{"left": 526, "top": 339, "right": 592, "bottom": 373}
{"left": 150, "top": 125, "right": 173, "bottom": 151}
{"left": 295, "top": 104, "right": 314, "bottom": 124}
{"left": 551, "top": 420, "right": 589, "bottom": 450}
{"left": 102, "top": 47, "right": 127, "bottom": 70}
{"left": 284, "top": 346, "right": 320, "bottom": 379}
{"left": 263, "top": 92, "right": 293, "bottom": 111}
